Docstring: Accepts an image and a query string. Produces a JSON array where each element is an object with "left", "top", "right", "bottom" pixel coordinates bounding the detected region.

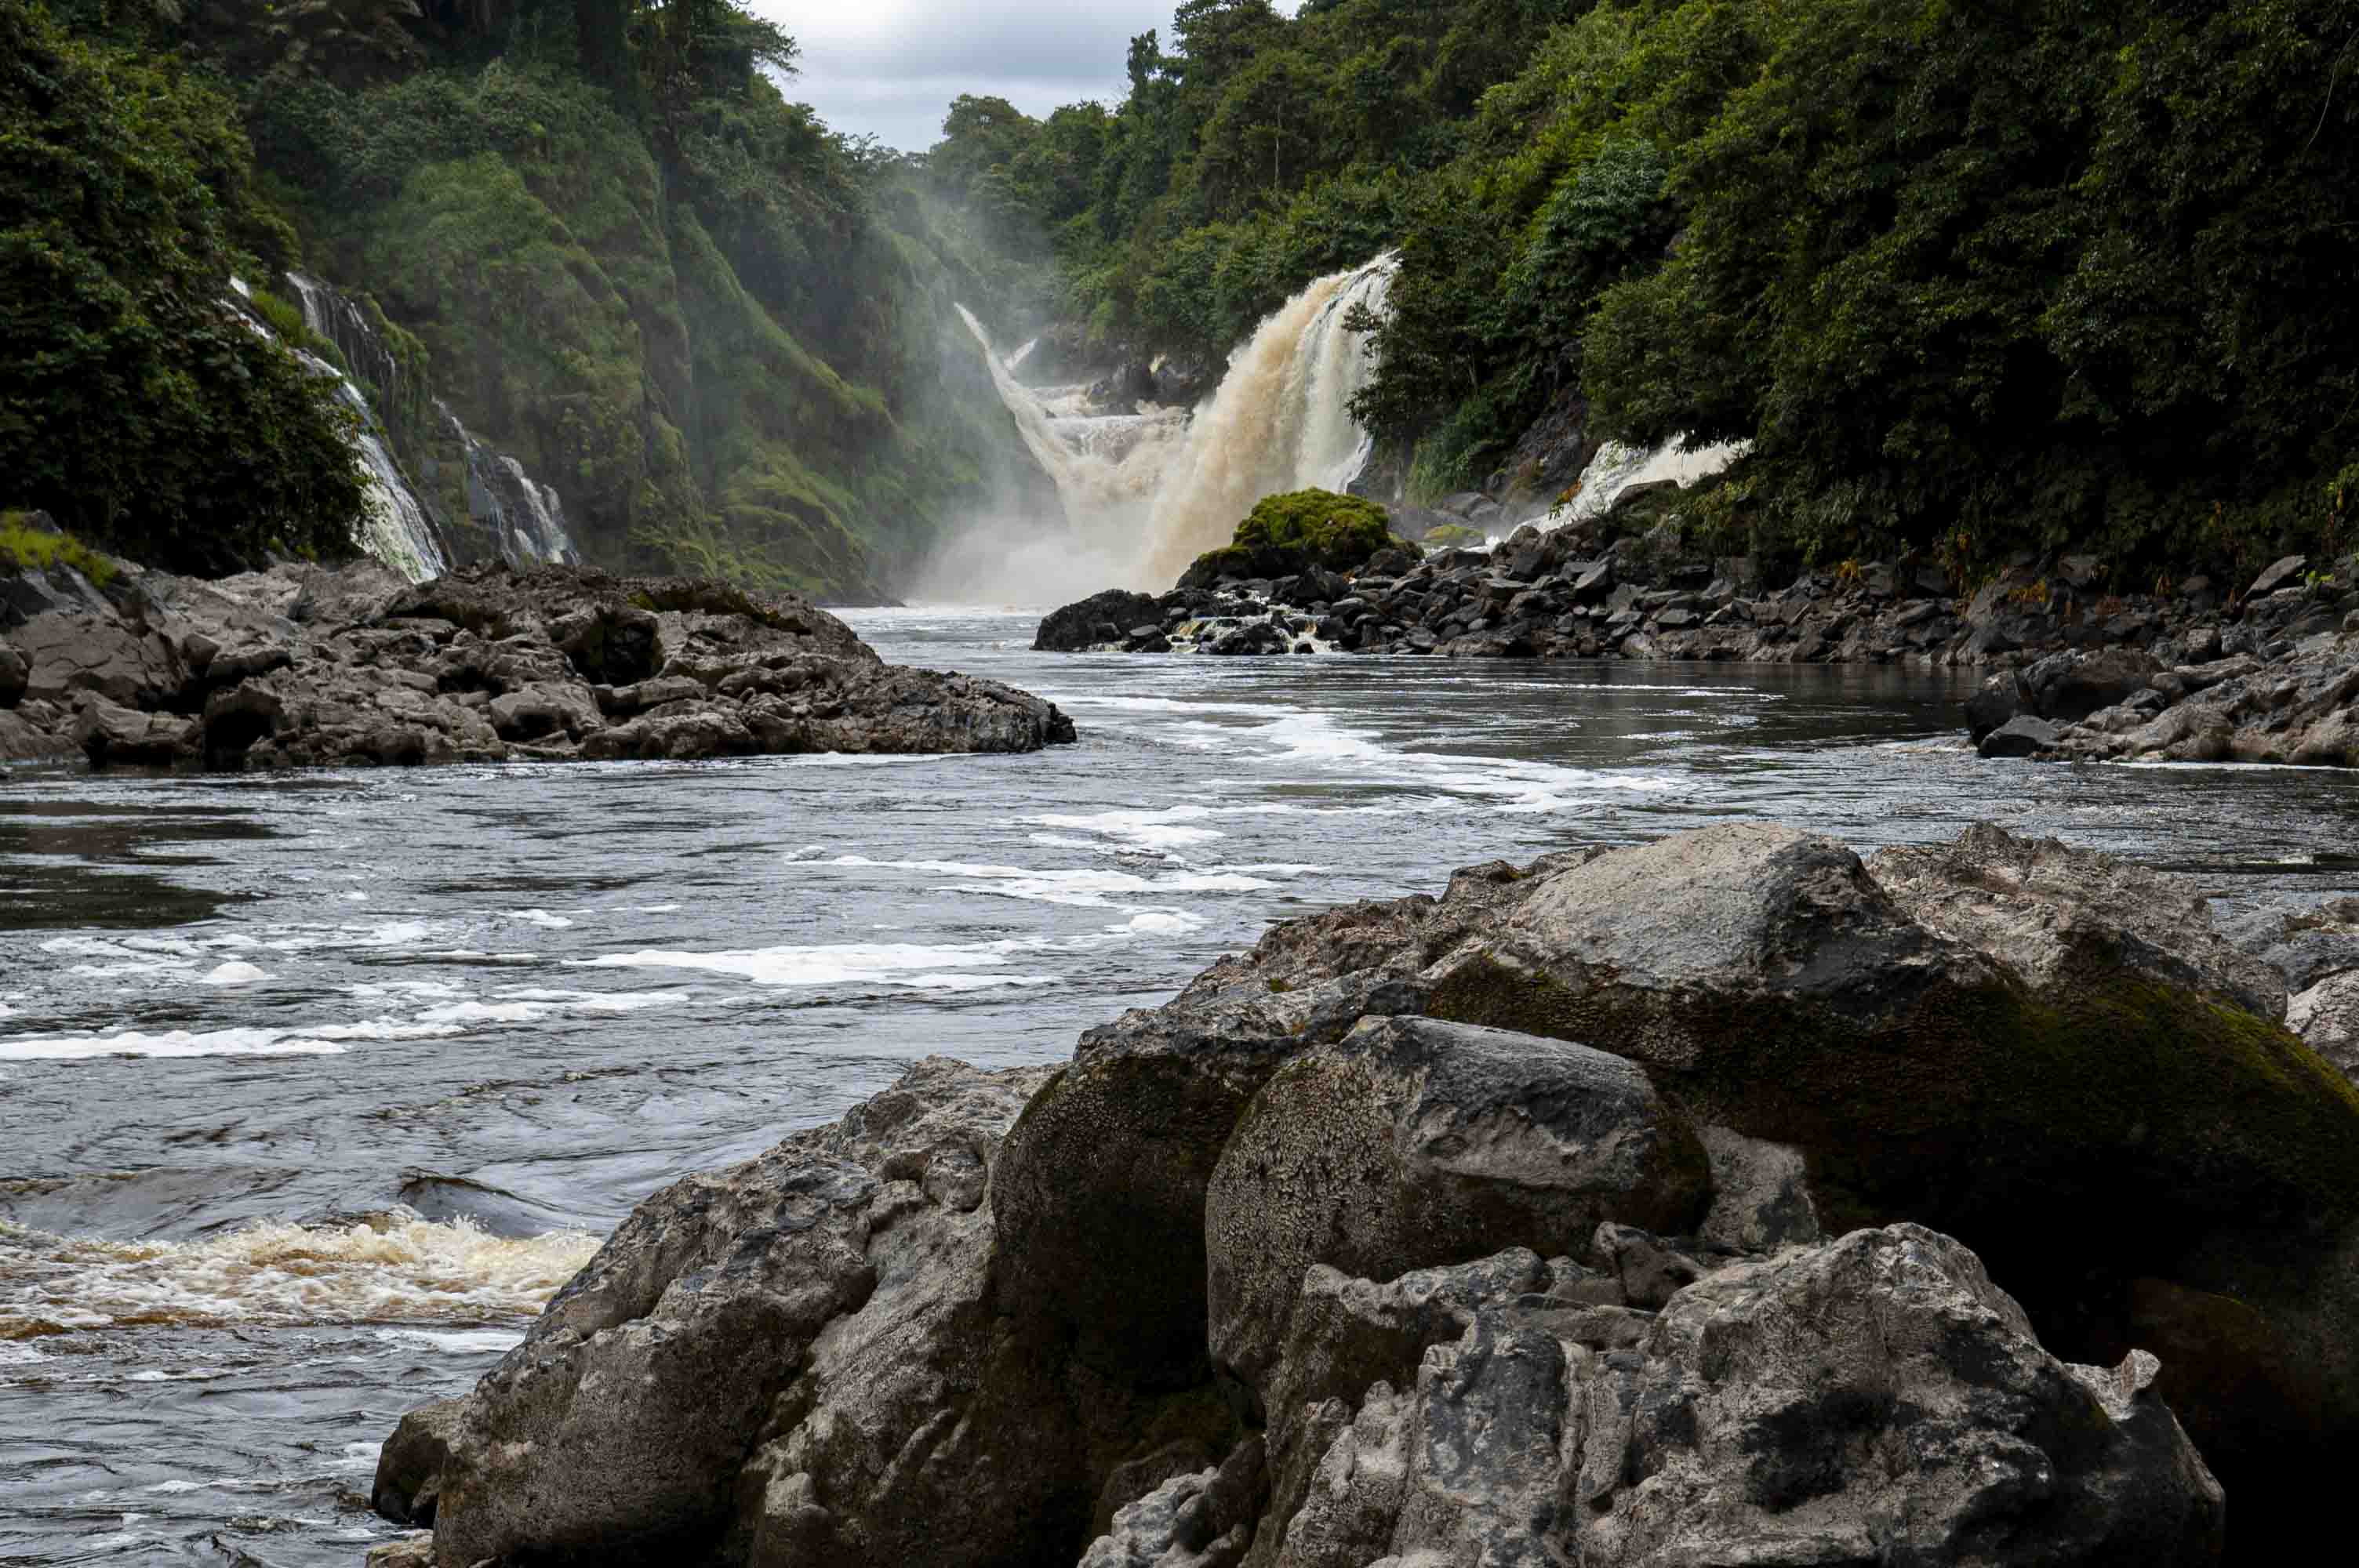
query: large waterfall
[{"left": 951, "top": 256, "right": 1395, "bottom": 595}]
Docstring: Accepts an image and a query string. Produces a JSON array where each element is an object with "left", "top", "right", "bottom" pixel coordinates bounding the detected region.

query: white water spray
[{"left": 943, "top": 256, "right": 1395, "bottom": 597}]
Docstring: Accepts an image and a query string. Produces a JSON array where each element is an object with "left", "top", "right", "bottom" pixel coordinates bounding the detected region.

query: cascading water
[
  {"left": 948, "top": 255, "right": 1395, "bottom": 594},
  {"left": 275, "top": 273, "right": 449, "bottom": 584},
  {"left": 1139, "top": 255, "right": 1394, "bottom": 582},
  {"left": 278, "top": 272, "right": 583, "bottom": 575},
  {"left": 437, "top": 401, "right": 581, "bottom": 568},
  {"left": 1558, "top": 438, "right": 1750, "bottom": 528}
]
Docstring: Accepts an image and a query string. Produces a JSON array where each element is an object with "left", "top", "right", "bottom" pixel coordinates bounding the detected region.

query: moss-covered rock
[{"left": 1177, "top": 489, "right": 1399, "bottom": 590}]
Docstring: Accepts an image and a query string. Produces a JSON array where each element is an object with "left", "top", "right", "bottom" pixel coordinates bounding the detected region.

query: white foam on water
[
  {"left": 820, "top": 855, "right": 1308, "bottom": 908},
  {"left": 349, "top": 979, "right": 471, "bottom": 1001},
  {"left": 1031, "top": 807, "right": 1226, "bottom": 853},
  {"left": 0, "top": 1028, "right": 348, "bottom": 1062},
  {"left": 0, "top": 1217, "right": 601, "bottom": 1335},
  {"left": 1116, "top": 911, "right": 1205, "bottom": 936},
  {"left": 198, "top": 961, "right": 270, "bottom": 987},
  {"left": 507, "top": 909, "right": 575, "bottom": 930},
  {"left": 496, "top": 988, "right": 690, "bottom": 1014},
  {"left": 577, "top": 941, "right": 1052, "bottom": 990},
  {"left": 375, "top": 1326, "right": 525, "bottom": 1354},
  {"left": 1245, "top": 710, "right": 1683, "bottom": 815}
]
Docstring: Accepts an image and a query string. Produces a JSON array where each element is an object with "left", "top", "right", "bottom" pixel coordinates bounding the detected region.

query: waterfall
[
  {"left": 1140, "top": 256, "right": 1394, "bottom": 582},
  {"left": 437, "top": 401, "right": 581, "bottom": 568},
  {"left": 267, "top": 273, "right": 449, "bottom": 584},
  {"left": 282, "top": 273, "right": 580, "bottom": 576},
  {"left": 949, "top": 255, "right": 1394, "bottom": 594},
  {"left": 1560, "top": 438, "right": 1750, "bottom": 527}
]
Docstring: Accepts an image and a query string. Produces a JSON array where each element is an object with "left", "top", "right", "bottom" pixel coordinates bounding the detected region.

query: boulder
[
  {"left": 1009, "top": 820, "right": 2349, "bottom": 1552},
  {"left": 1268, "top": 1227, "right": 2221, "bottom": 1568},
  {"left": 372, "top": 1398, "right": 463, "bottom": 1526},
  {"left": 1038, "top": 590, "right": 1165, "bottom": 652},
  {"left": 2023, "top": 646, "right": 2160, "bottom": 722},
  {"left": 416, "top": 1058, "right": 1141, "bottom": 1567},
  {"left": 2290, "top": 971, "right": 2359, "bottom": 1084},
  {"left": 1869, "top": 822, "right": 2287, "bottom": 1019},
  {"left": 73, "top": 696, "right": 191, "bottom": 767},
  {"left": 2248, "top": 554, "right": 2308, "bottom": 598},
  {"left": 1978, "top": 713, "right": 2063, "bottom": 757},
  {"left": 13, "top": 607, "right": 184, "bottom": 709},
  {"left": 1204, "top": 1015, "right": 1709, "bottom": 1399},
  {"left": 0, "top": 637, "right": 24, "bottom": 707},
  {"left": 990, "top": 859, "right": 1568, "bottom": 1387}
]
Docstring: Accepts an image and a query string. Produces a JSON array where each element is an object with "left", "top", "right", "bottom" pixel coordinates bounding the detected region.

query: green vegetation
[
  {"left": 1180, "top": 487, "right": 1397, "bottom": 583},
  {"left": 11, "top": 0, "right": 1053, "bottom": 598},
  {"left": 0, "top": 511, "right": 117, "bottom": 586},
  {"left": 2, "top": 0, "right": 365, "bottom": 575},
  {"left": 958, "top": 0, "right": 2359, "bottom": 584}
]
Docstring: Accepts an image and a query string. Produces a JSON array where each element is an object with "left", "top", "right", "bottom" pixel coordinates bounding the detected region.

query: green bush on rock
[{"left": 1179, "top": 488, "right": 1398, "bottom": 587}]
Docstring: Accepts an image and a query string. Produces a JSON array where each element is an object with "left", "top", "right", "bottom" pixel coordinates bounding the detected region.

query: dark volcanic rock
[
  {"left": 1035, "top": 590, "right": 1165, "bottom": 652},
  {"left": 1978, "top": 713, "right": 2063, "bottom": 757},
  {"left": 416, "top": 1058, "right": 1166, "bottom": 1567},
  {"left": 0, "top": 561, "right": 1074, "bottom": 769}
]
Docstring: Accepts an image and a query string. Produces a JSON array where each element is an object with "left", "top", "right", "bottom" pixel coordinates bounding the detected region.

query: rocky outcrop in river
[
  {"left": 0, "top": 559, "right": 1072, "bottom": 769},
  {"left": 1037, "top": 495, "right": 2359, "bottom": 683},
  {"left": 1963, "top": 587, "right": 2359, "bottom": 765},
  {"left": 376, "top": 821, "right": 2359, "bottom": 1566}
]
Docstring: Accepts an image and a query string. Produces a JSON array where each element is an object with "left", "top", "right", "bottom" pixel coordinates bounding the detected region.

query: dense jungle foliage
[
  {"left": 948, "top": 0, "right": 2359, "bottom": 584},
  {"left": 2, "top": 0, "right": 365, "bottom": 575},
  {"left": 8, "top": 0, "right": 1052, "bottom": 596}
]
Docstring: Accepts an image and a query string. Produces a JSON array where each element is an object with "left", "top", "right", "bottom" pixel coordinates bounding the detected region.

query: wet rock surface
[
  {"left": 1035, "top": 505, "right": 2359, "bottom": 771},
  {"left": 0, "top": 561, "right": 1074, "bottom": 768},
  {"left": 378, "top": 820, "right": 2359, "bottom": 1566}
]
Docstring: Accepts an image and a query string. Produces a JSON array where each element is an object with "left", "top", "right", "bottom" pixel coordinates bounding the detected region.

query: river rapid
[{"left": 5, "top": 608, "right": 2358, "bottom": 1563}]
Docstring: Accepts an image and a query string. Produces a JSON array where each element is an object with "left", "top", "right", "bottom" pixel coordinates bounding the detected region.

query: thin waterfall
[
  {"left": 286, "top": 274, "right": 581, "bottom": 575},
  {"left": 1559, "top": 438, "right": 1750, "bottom": 527},
  {"left": 277, "top": 273, "right": 451, "bottom": 584},
  {"left": 950, "top": 255, "right": 1395, "bottom": 593}
]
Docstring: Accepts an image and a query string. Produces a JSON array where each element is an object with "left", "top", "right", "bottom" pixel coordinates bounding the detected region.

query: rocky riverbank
[
  {"left": 372, "top": 821, "right": 2359, "bottom": 1566},
  {"left": 1962, "top": 603, "right": 2359, "bottom": 765},
  {"left": 1037, "top": 495, "right": 2359, "bottom": 679},
  {"left": 0, "top": 558, "right": 1073, "bottom": 770}
]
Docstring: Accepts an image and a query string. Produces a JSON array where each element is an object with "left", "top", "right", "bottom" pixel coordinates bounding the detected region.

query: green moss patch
[
  {"left": 1, "top": 514, "right": 116, "bottom": 587},
  {"left": 1180, "top": 489, "right": 1399, "bottom": 588}
]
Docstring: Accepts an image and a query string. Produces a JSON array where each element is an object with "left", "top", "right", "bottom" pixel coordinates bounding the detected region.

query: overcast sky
[{"left": 751, "top": 2, "right": 1301, "bottom": 153}]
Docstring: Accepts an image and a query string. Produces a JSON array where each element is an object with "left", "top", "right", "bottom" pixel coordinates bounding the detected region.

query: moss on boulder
[{"left": 1177, "top": 489, "right": 1399, "bottom": 590}]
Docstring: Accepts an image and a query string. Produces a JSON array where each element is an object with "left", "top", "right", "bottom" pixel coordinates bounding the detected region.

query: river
[{"left": 5, "top": 608, "right": 2357, "bottom": 1563}]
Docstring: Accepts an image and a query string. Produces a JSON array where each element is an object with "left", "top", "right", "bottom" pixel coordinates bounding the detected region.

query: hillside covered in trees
[
  {"left": 947, "top": 0, "right": 2359, "bottom": 589},
  {"left": 5, "top": 0, "right": 1050, "bottom": 596}
]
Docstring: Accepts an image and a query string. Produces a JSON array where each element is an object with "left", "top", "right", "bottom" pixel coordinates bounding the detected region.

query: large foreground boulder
[
  {"left": 384, "top": 822, "right": 2339, "bottom": 1565},
  {"left": 990, "top": 822, "right": 2359, "bottom": 1558}
]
